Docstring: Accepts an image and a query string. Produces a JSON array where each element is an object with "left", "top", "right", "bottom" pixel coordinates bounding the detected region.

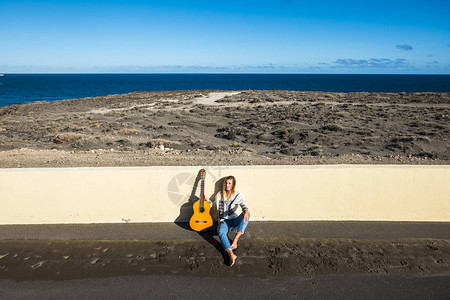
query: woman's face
[{"left": 225, "top": 179, "right": 234, "bottom": 192}]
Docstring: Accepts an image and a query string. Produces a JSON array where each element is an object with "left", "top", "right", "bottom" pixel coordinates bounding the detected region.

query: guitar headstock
[{"left": 200, "top": 169, "right": 206, "bottom": 180}]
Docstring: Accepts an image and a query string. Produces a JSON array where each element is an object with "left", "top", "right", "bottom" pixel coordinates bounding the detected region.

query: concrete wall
[{"left": 0, "top": 165, "right": 449, "bottom": 225}]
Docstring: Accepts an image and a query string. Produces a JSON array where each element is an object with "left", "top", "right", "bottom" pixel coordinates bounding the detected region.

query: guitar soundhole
[
  {"left": 200, "top": 207, "right": 205, "bottom": 213},
  {"left": 195, "top": 221, "right": 207, "bottom": 223}
]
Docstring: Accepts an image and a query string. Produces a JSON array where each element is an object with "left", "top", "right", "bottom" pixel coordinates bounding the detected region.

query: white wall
[{"left": 0, "top": 165, "right": 449, "bottom": 225}]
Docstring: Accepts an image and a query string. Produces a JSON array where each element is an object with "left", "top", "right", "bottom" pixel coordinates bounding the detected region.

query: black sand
[{"left": 0, "top": 222, "right": 448, "bottom": 281}]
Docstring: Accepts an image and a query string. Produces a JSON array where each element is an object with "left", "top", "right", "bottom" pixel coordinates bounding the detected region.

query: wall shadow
[
  {"left": 174, "top": 170, "right": 201, "bottom": 223},
  {"left": 174, "top": 173, "right": 229, "bottom": 264}
]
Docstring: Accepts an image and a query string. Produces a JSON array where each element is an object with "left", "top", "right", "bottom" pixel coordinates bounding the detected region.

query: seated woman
[{"left": 208, "top": 175, "right": 250, "bottom": 266}]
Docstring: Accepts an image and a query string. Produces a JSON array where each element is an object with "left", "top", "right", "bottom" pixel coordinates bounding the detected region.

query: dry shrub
[
  {"left": 53, "top": 132, "right": 84, "bottom": 144},
  {"left": 321, "top": 124, "right": 344, "bottom": 131},
  {"left": 119, "top": 128, "right": 141, "bottom": 135},
  {"left": 65, "top": 124, "right": 82, "bottom": 131},
  {"left": 146, "top": 139, "right": 181, "bottom": 148}
]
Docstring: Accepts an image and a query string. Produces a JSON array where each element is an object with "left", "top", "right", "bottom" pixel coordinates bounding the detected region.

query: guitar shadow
[{"left": 174, "top": 172, "right": 229, "bottom": 265}]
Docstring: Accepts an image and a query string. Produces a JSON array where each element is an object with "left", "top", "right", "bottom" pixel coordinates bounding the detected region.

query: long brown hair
[{"left": 222, "top": 175, "right": 236, "bottom": 200}]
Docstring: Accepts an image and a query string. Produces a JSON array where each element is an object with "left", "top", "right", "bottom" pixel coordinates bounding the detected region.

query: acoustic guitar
[{"left": 190, "top": 169, "right": 213, "bottom": 231}]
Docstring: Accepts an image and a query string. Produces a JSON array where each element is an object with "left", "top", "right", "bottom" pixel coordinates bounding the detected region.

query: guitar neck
[{"left": 200, "top": 178, "right": 205, "bottom": 209}]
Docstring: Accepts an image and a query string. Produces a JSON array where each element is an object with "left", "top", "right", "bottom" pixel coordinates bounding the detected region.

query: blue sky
[{"left": 1, "top": 0, "right": 449, "bottom": 73}]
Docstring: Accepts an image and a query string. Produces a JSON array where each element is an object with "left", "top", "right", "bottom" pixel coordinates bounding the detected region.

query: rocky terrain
[{"left": 0, "top": 90, "right": 449, "bottom": 167}]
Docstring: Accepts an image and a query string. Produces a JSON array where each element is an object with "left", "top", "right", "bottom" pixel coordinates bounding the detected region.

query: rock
[
  {"left": 90, "top": 258, "right": 100, "bottom": 264},
  {"left": 31, "top": 261, "right": 46, "bottom": 269}
]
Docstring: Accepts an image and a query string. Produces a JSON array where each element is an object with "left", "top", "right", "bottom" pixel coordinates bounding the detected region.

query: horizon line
[{"left": 1, "top": 72, "right": 449, "bottom": 75}]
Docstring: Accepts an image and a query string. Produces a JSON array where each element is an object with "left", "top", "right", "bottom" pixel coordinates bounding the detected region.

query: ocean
[{"left": 0, "top": 74, "right": 449, "bottom": 107}]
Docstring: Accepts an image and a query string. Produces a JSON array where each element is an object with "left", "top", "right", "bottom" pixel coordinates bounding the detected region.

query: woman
[{"left": 209, "top": 175, "right": 250, "bottom": 266}]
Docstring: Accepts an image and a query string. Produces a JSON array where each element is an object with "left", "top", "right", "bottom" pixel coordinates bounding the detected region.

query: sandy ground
[
  {"left": 0, "top": 222, "right": 449, "bottom": 282},
  {"left": 0, "top": 237, "right": 449, "bottom": 281},
  {"left": 0, "top": 90, "right": 449, "bottom": 167}
]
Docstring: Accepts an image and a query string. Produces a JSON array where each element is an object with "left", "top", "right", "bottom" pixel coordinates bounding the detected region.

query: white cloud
[
  {"left": 396, "top": 44, "right": 413, "bottom": 51},
  {"left": 333, "top": 58, "right": 409, "bottom": 69}
]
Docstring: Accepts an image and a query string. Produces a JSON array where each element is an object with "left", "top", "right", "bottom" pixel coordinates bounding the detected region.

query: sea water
[{"left": 0, "top": 74, "right": 449, "bottom": 107}]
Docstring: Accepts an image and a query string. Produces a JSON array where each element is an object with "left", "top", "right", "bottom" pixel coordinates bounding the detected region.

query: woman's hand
[{"left": 244, "top": 209, "right": 249, "bottom": 222}]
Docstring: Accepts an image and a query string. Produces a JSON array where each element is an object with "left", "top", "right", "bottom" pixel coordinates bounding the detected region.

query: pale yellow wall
[{"left": 0, "top": 165, "right": 449, "bottom": 225}]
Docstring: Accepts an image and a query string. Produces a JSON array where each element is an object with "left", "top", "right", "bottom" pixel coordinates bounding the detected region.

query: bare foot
[
  {"left": 227, "top": 249, "right": 237, "bottom": 266},
  {"left": 231, "top": 231, "right": 243, "bottom": 250}
]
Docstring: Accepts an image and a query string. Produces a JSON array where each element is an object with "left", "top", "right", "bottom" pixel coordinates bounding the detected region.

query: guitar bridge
[{"left": 195, "top": 221, "right": 208, "bottom": 223}]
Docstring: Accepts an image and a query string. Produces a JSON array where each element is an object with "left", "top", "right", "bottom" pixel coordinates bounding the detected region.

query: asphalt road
[{"left": 1, "top": 274, "right": 449, "bottom": 299}]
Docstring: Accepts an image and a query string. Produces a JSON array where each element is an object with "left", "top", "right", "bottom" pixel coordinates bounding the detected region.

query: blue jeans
[{"left": 217, "top": 212, "right": 250, "bottom": 251}]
